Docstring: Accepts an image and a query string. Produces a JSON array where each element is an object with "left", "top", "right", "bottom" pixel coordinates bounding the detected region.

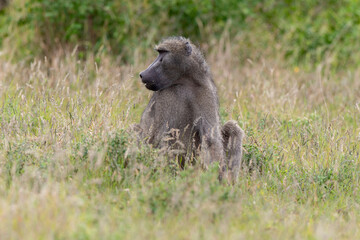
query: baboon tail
[{"left": 221, "top": 120, "right": 244, "bottom": 183}]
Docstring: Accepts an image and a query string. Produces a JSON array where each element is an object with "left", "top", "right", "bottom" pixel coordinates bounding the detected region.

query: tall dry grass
[{"left": 0, "top": 37, "right": 360, "bottom": 239}]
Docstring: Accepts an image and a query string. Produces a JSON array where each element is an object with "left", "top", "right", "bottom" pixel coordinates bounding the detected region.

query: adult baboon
[{"left": 136, "top": 36, "right": 244, "bottom": 182}]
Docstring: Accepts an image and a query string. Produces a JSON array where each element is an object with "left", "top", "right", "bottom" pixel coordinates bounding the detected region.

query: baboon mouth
[{"left": 143, "top": 82, "right": 158, "bottom": 91}]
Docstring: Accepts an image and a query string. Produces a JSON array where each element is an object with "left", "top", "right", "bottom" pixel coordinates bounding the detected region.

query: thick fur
[
  {"left": 136, "top": 36, "right": 244, "bottom": 182},
  {"left": 222, "top": 120, "right": 244, "bottom": 182}
]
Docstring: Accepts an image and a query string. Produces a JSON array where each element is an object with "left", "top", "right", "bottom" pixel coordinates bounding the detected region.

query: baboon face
[{"left": 139, "top": 41, "right": 192, "bottom": 91}]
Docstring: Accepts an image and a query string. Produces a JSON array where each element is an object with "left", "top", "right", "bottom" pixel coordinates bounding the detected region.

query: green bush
[
  {"left": 261, "top": 0, "right": 360, "bottom": 67},
  {"left": 106, "top": 131, "right": 128, "bottom": 172},
  {"left": 1, "top": 0, "right": 360, "bottom": 68},
  {"left": 16, "top": 0, "right": 261, "bottom": 60}
]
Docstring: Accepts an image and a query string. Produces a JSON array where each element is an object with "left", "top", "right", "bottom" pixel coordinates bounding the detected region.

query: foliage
[{"left": 1, "top": 0, "right": 360, "bottom": 68}]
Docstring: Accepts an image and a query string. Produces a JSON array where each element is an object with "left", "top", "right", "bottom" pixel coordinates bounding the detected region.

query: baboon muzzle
[{"left": 139, "top": 69, "right": 159, "bottom": 91}]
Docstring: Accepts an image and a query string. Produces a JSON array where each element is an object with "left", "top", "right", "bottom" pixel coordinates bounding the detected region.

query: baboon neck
[{"left": 191, "top": 70, "right": 214, "bottom": 87}]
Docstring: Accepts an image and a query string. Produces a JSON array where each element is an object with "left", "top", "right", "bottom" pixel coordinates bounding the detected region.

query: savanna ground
[
  {"left": 1, "top": 1, "right": 360, "bottom": 239},
  {"left": 1, "top": 38, "right": 360, "bottom": 239}
]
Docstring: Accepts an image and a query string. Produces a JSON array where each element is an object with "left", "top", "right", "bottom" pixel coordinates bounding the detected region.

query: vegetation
[
  {"left": 1, "top": 0, "right": 360, "bottom": 68},
  {"left": 0, "top": 0, "right": 360, "bottom": 239}
]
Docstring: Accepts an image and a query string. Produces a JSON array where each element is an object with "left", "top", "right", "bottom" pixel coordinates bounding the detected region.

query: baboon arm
[
  {"left": 201, "top": 136, "right": 226, "bottom": 181},
  {"left": 196, "top": 119, "right": 226, "bottom": 180}
]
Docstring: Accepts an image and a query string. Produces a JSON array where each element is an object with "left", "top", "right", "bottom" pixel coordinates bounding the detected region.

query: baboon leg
[
  {"left": 222, "top": 120, "right": 244, "bottom": 183},
  {"left": 202, "top": 136, "right": 226, "bottom": 181},
  {"left": 198, "top": 121, "right": 226, "bottom": 181}
]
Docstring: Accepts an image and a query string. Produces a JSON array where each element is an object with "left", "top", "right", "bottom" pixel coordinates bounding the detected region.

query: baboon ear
[{"left": 185, "top": 42, "right": 192, "bottom": 56}]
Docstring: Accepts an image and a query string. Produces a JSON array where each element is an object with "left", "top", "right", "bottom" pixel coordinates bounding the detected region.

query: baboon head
[{"left": 139, "top": 36, "right": 194, "bottom": 91}]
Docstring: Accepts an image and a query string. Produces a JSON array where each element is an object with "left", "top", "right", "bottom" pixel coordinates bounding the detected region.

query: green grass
[{"left": 1, "top": 40, "right": 360, "bottom": 239}]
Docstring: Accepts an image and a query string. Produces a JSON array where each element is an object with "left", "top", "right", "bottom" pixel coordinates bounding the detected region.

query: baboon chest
[{"left": 140, "top": 87, "right": 197, "bottom": 145}]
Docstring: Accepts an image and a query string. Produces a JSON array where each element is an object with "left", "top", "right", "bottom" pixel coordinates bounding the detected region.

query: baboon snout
[
  {"left": 139, "top": 69, "right": 155, "bottom": 83},
  {"left": 139, "top": 71, "right": 150, "bottom": 84},
  {"left": 139, "top": 70, "right": 159, "bottom": 91},
  {"left": 139, "top": 71, "right": 147, "bottom": 80}
]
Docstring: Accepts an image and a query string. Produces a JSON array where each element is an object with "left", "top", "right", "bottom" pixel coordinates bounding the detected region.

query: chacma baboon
[{"left": 136, "top": 36, "right": 244, "bottom": 183}]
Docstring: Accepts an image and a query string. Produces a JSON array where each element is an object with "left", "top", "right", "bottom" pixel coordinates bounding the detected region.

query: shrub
[{"left": 1, "top": 0, "right": 360, "bottom": 68}]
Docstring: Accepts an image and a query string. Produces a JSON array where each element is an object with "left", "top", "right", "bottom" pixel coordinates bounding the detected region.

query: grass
[{"left": 0, "top": 39, "right": 360, "bottom": 239}]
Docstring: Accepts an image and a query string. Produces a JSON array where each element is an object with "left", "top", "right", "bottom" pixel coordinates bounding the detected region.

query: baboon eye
[{"left": 157, "top": 49, "right": 168, "bottom": 53}]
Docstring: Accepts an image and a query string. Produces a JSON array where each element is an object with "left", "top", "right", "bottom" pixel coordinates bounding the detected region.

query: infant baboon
[{"left": 136, "top": 36, "right": 244, "bottom": 182}]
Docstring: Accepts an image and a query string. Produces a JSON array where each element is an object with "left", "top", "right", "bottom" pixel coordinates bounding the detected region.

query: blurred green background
[{"left": 1, "top": 0, "right": 360, "bottom": 68}]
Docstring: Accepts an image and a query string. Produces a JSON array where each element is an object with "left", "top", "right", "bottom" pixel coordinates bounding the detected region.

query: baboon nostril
[{"left": 140, "top": 73, "right": 143, "bottom": 79}]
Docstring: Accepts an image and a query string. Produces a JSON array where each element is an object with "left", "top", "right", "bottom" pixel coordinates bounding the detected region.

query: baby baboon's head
[{"left": 140, "top": 36, "right": 199, "bottom": 91}]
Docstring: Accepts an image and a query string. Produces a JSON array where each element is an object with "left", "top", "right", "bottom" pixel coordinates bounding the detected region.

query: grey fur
[{"left": 136, "top": 36, "right": 244, "bottom": 183}]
